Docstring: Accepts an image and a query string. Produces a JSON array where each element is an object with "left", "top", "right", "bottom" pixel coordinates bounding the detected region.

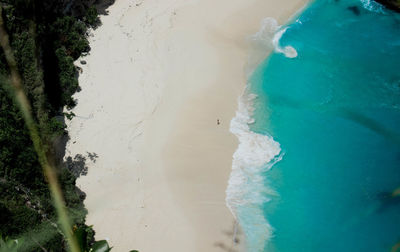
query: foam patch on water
[
  {"left": 226, "top": 93, "right": 281, "bottom": 249},
  {"left": 250, "top": 17, "right": 298, "bottom": 59},
  {"left": 273, "top": 27, "right": 298, "bottom": 58},
  {"left": 360, "top": 0, "right": 385, "bottom": 13}
]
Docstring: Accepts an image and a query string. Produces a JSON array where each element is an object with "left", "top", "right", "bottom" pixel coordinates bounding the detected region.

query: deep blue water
[{"left": 246, "top": 0, "right": 400, "bottom": 251}]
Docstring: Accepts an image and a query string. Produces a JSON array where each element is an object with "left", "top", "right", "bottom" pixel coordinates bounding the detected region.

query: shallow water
[{"left": 234, "top": 0, "right": 400, "bottom": 250}]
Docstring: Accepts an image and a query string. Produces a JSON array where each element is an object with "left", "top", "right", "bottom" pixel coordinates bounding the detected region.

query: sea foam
[
  {"left": 273, "top": 27, "right": 298, "bottom": 58},
  {"left": 226, "top": 93, "right": 281, "bottom": 249},
  {"left": 360, "top": 0, "right": 385, "bottom": 13},
  {"left": 250, "top": 17, "right": 298, "bottom": 59},
  {"left": 226, "top": 17, "right": 294, "bottom": 249}
]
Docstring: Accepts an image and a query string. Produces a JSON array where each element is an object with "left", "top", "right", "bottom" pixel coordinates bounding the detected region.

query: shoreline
[{"left": 65, "top": 0, "right": 308, "bottom": 251}]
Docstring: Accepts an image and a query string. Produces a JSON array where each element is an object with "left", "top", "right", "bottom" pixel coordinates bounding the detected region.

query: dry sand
[{"left": 65, "top": 0, "right": 308, "bottom": 251}]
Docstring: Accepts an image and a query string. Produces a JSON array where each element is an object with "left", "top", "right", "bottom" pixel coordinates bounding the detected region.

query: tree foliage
[{"left": 0, "top": 1, "right": 114, "bottom": 251}]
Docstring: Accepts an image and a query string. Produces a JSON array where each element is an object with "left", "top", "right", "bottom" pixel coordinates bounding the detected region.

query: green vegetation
[
  {"left": 0, "top": 0, "right": 116, "bottom": 251},
  {"left": 0, "top": 228, "right": 113, "bottom": 252}
]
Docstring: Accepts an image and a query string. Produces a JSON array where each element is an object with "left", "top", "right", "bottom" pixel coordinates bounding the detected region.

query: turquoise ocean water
[{"left": 228, "top": 0, "right": 400, "bottom": 251}]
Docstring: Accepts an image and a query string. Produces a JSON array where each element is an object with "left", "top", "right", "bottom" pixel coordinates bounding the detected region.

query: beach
[{"left": 64, "top": 0, "right": 307, "bottom": 251}]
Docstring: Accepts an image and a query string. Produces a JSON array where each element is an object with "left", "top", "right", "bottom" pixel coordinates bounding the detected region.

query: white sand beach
[{"left": 64, "top": 0, "right": 307, "bottom": 251}]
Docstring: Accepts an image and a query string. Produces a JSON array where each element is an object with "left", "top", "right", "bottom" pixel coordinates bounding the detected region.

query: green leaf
[
  {"left": 0, "top": 236, "right": 22, "bottom": 252},
  {"left": 90, "top": 240, "right": 111, "bottom": 252},
  {"left": 73, "top": 226, "right": 88, "bottom": 252}
]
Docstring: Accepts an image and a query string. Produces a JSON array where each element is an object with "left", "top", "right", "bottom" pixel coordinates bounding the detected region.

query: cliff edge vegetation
[{"left": 0, "top": 0, "right": 118, "bottom": 251}]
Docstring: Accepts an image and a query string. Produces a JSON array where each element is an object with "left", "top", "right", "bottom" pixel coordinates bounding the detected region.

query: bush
[
  {"left": 50, "top": 16, "right": 90, "bottom": 59},
  {"left": 85, "top": 6, "right": 99, "bottom": 27},
  {"left": 55, "top": 47, "right": 79, "bottom": 108}
]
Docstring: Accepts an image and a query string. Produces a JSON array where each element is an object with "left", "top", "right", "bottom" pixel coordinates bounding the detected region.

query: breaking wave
[
  {"left": 226, "top": 93, "right": 282, "bottom": 250},
  {"left": 226, "top": 16, "right": 298, "bottom": 250}
]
